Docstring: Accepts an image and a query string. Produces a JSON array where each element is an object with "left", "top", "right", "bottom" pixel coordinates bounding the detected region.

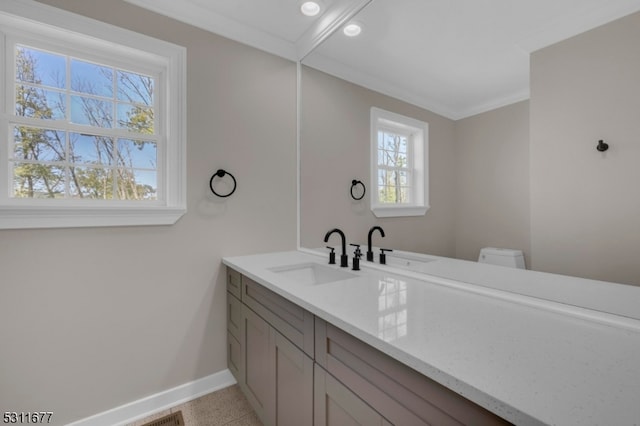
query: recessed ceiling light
[
  {"left": 343, "top": 22, "right": 362, "bottom": 37},
  {"left": 300, "top": 1, "right": 321, "bottom": 17}
]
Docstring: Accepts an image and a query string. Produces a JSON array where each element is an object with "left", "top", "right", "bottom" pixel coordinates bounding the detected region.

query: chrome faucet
[
  {"left": 324, "top": 228, "right": 349, "bottom": 267},
  {"left": 367, "top": 226, "right": 385, "bottom": 261}
]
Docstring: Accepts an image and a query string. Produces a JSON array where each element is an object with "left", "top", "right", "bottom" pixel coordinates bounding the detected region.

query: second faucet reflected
[{"left": 367, "top": 226, "right": 385, "bottom": 262}]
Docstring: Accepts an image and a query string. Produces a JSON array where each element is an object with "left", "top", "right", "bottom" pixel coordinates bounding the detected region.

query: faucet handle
[
  {"left": 349, "top": 244, "right": 361, "bottom": 271},
  {"left": 379, "top": 248, "right": 393, "bottom": 265},
  {"left": 326, "top": 246, "right": 336, "bottom": 264}
]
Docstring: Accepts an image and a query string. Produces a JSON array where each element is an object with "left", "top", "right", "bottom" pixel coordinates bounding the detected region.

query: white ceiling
[{"left": 124, "top": 0, "right": 640, "bottom": 119}]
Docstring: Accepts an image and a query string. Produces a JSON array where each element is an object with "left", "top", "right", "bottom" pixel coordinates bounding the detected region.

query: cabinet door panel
[
  {"left": 314, "top": 364, "right": 388, "bottom": 426},
  {"left": 243, "top": 306, "right": 275, "bottom": 425},
  {"left": 274, "top": 331, "right": 313, "bottom": 426},
  {"left": 227, "top": 330, "right": 243, "bottom": 382},
  {"left": 227, "top": 291, "right": 242, "bottom": 338}
]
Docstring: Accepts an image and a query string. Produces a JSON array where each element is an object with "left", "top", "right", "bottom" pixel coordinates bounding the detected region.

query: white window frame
[
  {"left": 370, "top": 107, "right": 429, "bottom": 218},
  {"left": 0, "top": 0, "right": 186, "bottom": 229}
]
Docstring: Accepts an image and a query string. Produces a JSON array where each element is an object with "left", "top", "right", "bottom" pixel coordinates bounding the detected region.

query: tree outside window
[{"left": 13, "top": 46, "right": 157, "bottom": 200}]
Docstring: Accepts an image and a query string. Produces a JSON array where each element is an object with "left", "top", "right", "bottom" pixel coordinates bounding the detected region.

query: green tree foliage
[{"left": 13, "top": 47, "right": 156, "bottom": 200}]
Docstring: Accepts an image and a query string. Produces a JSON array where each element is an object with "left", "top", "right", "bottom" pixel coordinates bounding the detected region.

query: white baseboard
[{"left": 66, "top": 369, "right": 237, "bottom": 426}]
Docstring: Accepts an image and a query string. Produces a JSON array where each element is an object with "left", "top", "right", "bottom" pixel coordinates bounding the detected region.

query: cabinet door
[
  {"left": 227, "top": 330, "right": 243, "bottom": 383},
  {"left": 314, "top": 364, "right": 391, "bottom": 426},
  {"left": 242, "top": 305, "right": 276, "bottom": 426},
  {"left": 274, "top": 330, "right": 313, "bottom": 426}
]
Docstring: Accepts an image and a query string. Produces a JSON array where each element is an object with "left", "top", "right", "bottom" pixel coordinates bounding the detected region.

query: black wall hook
[
  {"left": 209, "top": 169, "right": 237, "bottom": 197},
  {"left": 596, "top": 139, "right": 609, "bottom": 152},
  {"left": 350, "top": 179, "right": 366, "bottom": 200}
]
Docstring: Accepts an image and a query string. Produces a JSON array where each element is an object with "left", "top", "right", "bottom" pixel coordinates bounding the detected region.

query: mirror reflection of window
[{"left": 377, "top": 277, "right": 408, "bottom": 342}]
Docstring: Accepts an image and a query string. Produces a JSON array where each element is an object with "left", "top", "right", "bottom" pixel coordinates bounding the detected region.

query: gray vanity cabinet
[
  {"left": 227, "top": 267, "right": 510, "bottom": 426},
  {"left": 315, "top": 319, "right": 510, "bottom": 426},
  {"left": 226, "top": 269, "right": 313, "bottom": 426}
]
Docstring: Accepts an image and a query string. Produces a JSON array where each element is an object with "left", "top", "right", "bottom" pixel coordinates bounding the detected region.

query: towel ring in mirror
[{"left": 350, "top": 179, "right": 366, "bottom": 200}]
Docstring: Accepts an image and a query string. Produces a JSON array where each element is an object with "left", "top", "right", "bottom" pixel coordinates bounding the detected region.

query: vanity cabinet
[
  {"left": 227, "top": 266, "right": 510, "bottom": 426},
  {"left": 315, "top": 319, "right": 510, "bottom": 426},
  {"left": 226, "top": 269, "right": 313, "bottom": 426}
]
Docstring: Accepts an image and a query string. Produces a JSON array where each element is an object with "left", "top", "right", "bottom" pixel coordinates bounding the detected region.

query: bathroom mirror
[{"left": 299, "top": 0, "right": 640, "bottom": 286}]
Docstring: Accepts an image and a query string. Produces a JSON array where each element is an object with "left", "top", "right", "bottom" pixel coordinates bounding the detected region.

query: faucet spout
[
  {"left": 324, "top": 228, "right": 348, "bottom": 267},
  {"left": 367, "top": 226, "right": 385, "bottom": 262}
]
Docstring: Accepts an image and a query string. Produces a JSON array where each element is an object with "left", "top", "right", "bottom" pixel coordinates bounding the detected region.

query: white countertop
[{"left": 223, "top": 250, "right": 640, "bottom": 426}]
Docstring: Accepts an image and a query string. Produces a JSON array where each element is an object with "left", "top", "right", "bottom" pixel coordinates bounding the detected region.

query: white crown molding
[
  {"left": 296, "top": 0, "right": 372, "bottom": 60},
  {"left": 304, "top": 53, "right": 532, "bottom": 120},
  {"left": 303, "top": 53, "right": 460, "bottom": 119},
  {"left": 516, "top": 0, "right": 640, "bottom": 53},
  {"left": 455, "top": 89, "right": 531, "bottom": 120},
  {"left": 66, "top": 370, "right": 236, "bottom": 426},
  {"left": 123, "top": 0, "right": 298, "bottom": 60},
  {"left": 123, "top": 0, "right": 373, "bottom": 63}
]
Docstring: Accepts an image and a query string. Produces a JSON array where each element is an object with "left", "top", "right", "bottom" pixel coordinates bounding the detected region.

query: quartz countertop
[{"left": 223, "top": 250, "right": 640, "bottom": 426}]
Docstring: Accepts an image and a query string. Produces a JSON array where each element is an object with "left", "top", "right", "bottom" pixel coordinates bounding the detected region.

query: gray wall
[
  {"left": 530, "top": 11, "right": 640, "bottom": 285},
  {"left": 0, "top": 1, "right": 297, "bottom": 424},
  {"left": 300, "top": 67, "right": 457, "bottom": 256},
  {"left": 454, "top": 101, "right": 530, "bottom": 266}
]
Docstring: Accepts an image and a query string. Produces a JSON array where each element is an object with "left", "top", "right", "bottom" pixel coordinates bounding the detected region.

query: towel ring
[
  {"left": 209, "top": 169, "right": 237, "bottom": 197},
  {"left": 350, "top": 179, "right": 366, "bottom": 200}
]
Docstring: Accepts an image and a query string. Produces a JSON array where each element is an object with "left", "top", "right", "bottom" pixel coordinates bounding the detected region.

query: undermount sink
[
  {"left": 385, "top": 253, "right": 437, "bottom": 273},
  {"left": 269, "top": 262, "right": 357, "bottom": 285}
]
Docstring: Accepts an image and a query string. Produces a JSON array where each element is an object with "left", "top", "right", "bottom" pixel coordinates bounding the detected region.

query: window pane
[
  {"left": 378, "top": 169, "right": 387, "bottom": 187},
  {"left": 70, "top": 133, "right": 113, "bottom": 165},
  {"left": 117, "top": 104, "right": 154, "bottom": 134},
  {"left": 16, "top": 46, "right": 65, "bottom": 89},
  {"left": 117, "top": 70, "right": 153, "bottom": 105},
  {"left": 12, "top": 163, "right": 65, "bottom": 198},
  {"left": 13, "top": 127, "right": 65, "bottom": 162},
  {"left": 397, "top": 170, "right": 409, "bottom": 186},
  {"left": 71, "top": 59, "right": 113, "bottom": 98},
  {"left": 69, "top": 166, "right": 113, "bottom": 199},
  {"left": 378, "top": 170, "right": 411, "bottom": 204},
  {"left": 380, "top": 131, "right": 407, "bottom": 153},
  {"left": 16, "top": 85, "right": 65, "bottom": 120},
  {"left": 379, "top": 149, "right": 407, "bottom": 168},
  {"left": 116, "top": 169, "right": 157, "bottom": 200},
  {"left": 71, "top": 95, "right": 113, "bottom": 127},
  {"left": 117, "top": 139, "right": 156, "bottom": 169}
]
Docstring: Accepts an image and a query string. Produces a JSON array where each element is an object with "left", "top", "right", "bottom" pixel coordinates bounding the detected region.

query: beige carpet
[{"left": 128, "top": 385, "right": 262, "bottom": 426}]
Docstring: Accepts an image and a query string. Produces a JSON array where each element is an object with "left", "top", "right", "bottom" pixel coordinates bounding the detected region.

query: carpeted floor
[{"left": 128, "top": 385, "right": 262, "bottom": 426}]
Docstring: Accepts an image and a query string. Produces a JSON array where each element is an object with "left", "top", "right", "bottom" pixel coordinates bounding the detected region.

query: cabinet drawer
[
  {"left": 242, "top": 275, "right": 314, "bottom": 357},
  {"left": 227, "top": 267, "right": 242, "bottom": 299},
  {"left": 315, "top": 319, "right": 511, "bottom": 426}
]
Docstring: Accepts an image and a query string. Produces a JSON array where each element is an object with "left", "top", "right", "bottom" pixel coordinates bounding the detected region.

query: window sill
[
  {"left": 371, "top": 205, "right": 429, "bottom": 218},
  {"left": 0, "top": 205, "right": 186, "bottom": 229}
]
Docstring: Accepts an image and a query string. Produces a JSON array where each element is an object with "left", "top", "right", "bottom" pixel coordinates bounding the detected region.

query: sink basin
[
  {"left": 269, "top": 262, "right": 357, "bottom": 285},
  {"left": 385, "top": 253, "right": 437, "bottom": 273}
]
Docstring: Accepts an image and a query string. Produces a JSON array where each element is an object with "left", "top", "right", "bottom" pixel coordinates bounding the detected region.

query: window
[
  {"left": 370, "top": 107, "right": 428, "bottom": 217},
  {"left": 0, "top": 1, "right": 186, "bottom": 229}
]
